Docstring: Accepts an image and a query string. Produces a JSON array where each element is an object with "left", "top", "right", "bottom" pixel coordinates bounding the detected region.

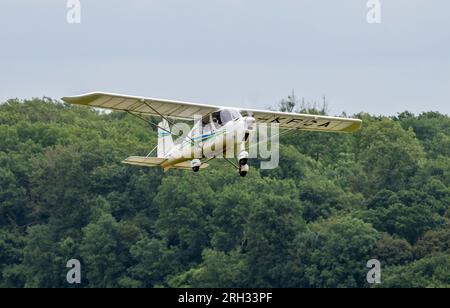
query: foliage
[{"left": 0, "top": 97, "right": 448, "bottom": 288}]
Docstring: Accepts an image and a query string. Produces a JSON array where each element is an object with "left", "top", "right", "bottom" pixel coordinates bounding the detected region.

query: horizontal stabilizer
[
  {"left": 171, "top": 162, "right": 210, "bottom": 170},
  {"left": 122, "top": 157, "right": 209, "bottom": 172},
  {"left": 122, "top": 156, "right": 167, "bottom": 167}
]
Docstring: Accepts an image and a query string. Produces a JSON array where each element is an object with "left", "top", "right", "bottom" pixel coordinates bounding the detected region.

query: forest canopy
[{"left": 0, "top": 97, "right": 449, "bottom": 288}]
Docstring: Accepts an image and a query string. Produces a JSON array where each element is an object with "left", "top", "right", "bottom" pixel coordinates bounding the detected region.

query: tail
[
  {"left": 123, "top": 120, "right": 211, "bottom": 173},
  {"left": 122, "top": 157, "right": 209, "bottom": 173},
  {"left": 122, "top": 156, "right": 167, "bottom": 168},
  {"left": 122, "top": 120, "right": 175, "bottom": 172},
  {"left": 157, "top": 119, "right": 174, "bottom": 158}
]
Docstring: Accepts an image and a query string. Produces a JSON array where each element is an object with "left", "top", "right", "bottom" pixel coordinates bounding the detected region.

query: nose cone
[{"left": 245, "top": 116, "right": 256, "bottom": 131}]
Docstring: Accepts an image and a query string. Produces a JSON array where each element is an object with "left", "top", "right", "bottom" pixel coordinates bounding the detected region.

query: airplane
[{"left": 62, "top": 92, "right": 362, "bottom": 177}]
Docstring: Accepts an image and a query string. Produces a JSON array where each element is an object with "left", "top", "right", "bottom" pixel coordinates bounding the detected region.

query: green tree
[
  {"left": 0, "top": 230, "right": 25, "bottom": 287},
  {"left": 357, "top": 119, "right": 425, "bottom": 194},
  {"left": 80, "top": 211, "right": 130, "bottom": 287},
  {"left": 414, "top": 229, "right": 450, "bottom": 259},
  {"left": 168, "top": 249, "right": 247, "bottom": 288},
  {"left": 20, "top": 224, "right": 70, "bottom": 287},
  {"left": 363, "top": 203, "right": 444, "bottom": 243},
  {"left": 373, "top": 234, "right": 414, "bottom": 266},
  {"left": 153, "top": 174, "right": 215, "bottom": 268},
  {"left": 292, "top": 216, "right": 379, "bottom": 288},
  {"left": 382, "top": 254, "right": 450, "bottom": 288},
  {"left": 1, "top": 98, "right": 449, "bottom": 288},
  {"left": 129, "top": 237, "right": 177, "bottom": 287}
]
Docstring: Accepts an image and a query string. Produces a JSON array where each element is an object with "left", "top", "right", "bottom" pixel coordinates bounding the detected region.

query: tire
[
  {"left": 239, "top": 158, "right": 248, "bottom": 166},
  {"left": 239, "top": 170, "right": 248, "bottom": 177},
  {"left": 239, "top": 164, "right": 249, "bottom": 177}
]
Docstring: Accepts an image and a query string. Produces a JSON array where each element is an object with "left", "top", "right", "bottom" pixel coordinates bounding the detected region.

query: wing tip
[
  {"left": 61, "top": 92, "right": 106, "bottom": 105},
  {"left": 342, "top": 120, "right": 363, "bottom": 133}
]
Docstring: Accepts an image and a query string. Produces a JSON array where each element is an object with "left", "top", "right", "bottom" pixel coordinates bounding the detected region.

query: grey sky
[{"left": 1, "top": 0, "right": 449, "bottom": 115}]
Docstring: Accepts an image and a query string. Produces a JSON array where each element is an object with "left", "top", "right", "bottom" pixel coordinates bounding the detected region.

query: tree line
[{"left": 0, "top": 97, "right": 449, "bottom": 287}]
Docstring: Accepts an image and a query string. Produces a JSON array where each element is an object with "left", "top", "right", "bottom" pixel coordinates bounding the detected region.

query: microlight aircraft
[{"left": 62, "top": 92, "right": 362, "bottom": 176}]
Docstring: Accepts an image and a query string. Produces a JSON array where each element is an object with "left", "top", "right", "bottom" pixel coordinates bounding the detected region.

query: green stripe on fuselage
[{"left": 180, "top": 130, "right": 226, "bottom": 148}]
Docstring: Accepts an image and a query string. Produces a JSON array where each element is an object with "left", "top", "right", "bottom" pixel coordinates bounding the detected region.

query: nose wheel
[
  {"left": 238, "top": 151, "right": 248, "bottom": 166},
  {"left": 237, "top": 150, "right": 250, "bottom": 177}
]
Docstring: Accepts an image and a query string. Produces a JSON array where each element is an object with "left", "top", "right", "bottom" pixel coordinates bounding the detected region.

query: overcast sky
[{"left": 1, "top": 0, "right": 449, "bottom": 115}]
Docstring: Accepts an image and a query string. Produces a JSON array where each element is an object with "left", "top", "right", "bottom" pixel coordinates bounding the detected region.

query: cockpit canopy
[{"left": 202, "top": 109, "right": 242, "bottom": 133}]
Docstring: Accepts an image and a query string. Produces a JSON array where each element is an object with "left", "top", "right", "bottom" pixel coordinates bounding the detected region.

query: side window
[
  {"left": 202, "top": 115, "right": 213, "bottom": 134},
  {"left": 211, "top": 112, "right": 223, "bottom": 130},
  {"left": 220, "top": 110, "right": 241, "bottom": 125}
]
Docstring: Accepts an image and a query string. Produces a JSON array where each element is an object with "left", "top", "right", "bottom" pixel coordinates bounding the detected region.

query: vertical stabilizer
[{"left": 157, "top": 120, "right": 174, "bottom": 158}]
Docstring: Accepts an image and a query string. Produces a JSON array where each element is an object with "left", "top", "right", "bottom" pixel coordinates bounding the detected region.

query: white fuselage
[{"left": 161, "top": 115, "right": 254, "bottom": 169}]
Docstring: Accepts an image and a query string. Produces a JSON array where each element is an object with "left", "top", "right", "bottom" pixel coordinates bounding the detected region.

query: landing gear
[
  {"left": 239, "top": 158, "right": 248, "bottom": 166},
  {"left": 238, "top": 151, "right": 248, "bottom": 166},
  {"left": 239, "top": 164, "right": 249, "bottom": 177},
  {"left": 237, "top": 150, "right": 249, "bottom": 177},
  {"left": 191, "top": 159, "right": 201, "bottom": 173}
]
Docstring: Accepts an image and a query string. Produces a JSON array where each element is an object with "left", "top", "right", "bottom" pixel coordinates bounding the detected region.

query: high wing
[
  {"left": 241, "top": 109, "right": 362, "bottom": 133},
  {"left": 61, "top": 92, "right": 220, "bottom": 120},
  {"left": 62, "top": 92, "right": 362, "bottom": 132}
]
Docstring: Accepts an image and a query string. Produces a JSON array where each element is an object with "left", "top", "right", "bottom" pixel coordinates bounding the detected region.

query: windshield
[
  {"left": 202, "top": 109, "right": 242, "bottom": 133},
  {"left": 220, "top": 109, "right": 242, "bottom": 125}
]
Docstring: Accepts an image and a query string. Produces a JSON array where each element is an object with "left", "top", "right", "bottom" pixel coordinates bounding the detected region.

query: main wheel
[
  {"left": 239, "top": 158, "right": 248, "bottom": 166},
  {"left": 191, "top": 159, "right": 201, "bottom": 172},
  {"left": 239, "top": 164, "right": 249, "bottom": 177},
  {"left": 238, "top": 151, "right": 249, "bottom": 166}
]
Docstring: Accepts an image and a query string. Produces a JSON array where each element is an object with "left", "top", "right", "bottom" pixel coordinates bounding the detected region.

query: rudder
[{"left": 157, "top": 119, "right": 174, "bottom": 158}]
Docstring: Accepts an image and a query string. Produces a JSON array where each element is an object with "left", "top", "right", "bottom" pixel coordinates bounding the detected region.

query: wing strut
[
  {"left": 141, "top": 99, "right": 195, "bottom": 145},
  {"left": 125, "top": 111, "right": 178, "bottom": 139},
  {"left": 223, "top": 157, "right": 239, "bottom": 169}
]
